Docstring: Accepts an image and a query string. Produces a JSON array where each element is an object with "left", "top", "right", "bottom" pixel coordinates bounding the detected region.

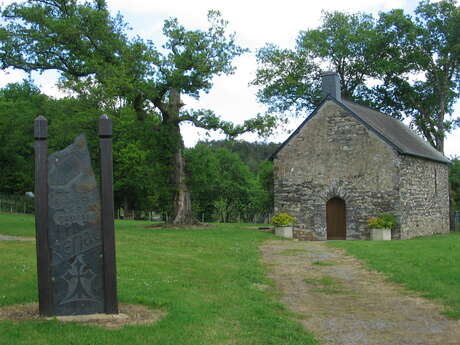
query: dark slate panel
[{"left": 47, "top": 134, "right": 104, "bottom": 315}]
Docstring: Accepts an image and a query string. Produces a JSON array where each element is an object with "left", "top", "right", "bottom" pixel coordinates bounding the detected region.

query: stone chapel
[{"left": 271, "top": 72, "right": 450, "bottom": 240}]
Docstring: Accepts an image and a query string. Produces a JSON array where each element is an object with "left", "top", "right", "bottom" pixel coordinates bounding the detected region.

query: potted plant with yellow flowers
[
  {"left": 272, "top": 213, "right": 296, "bottom": 239},
  {"left": 368, "top": 213, "right": 397, "bottom": 240}
]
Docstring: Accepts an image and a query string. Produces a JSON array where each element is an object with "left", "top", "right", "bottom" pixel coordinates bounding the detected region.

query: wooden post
[
  {"left": 99, "top": 114, "right": 118, "bottom": 314},
  {"left": 34, "top": 116, "right": 53, "bottom": 316}
]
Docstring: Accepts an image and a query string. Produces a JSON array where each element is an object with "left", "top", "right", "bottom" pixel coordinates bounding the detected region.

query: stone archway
[{"left": 326, "top": 197, "right": 346, "bottom": 240}]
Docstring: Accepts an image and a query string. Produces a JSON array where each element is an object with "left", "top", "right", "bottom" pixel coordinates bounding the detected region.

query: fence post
[
  {"left": 99, "top": 114, "right": 118, "bottom": 314},
  {"left": 34, "top": 116, "right": 53, "bottom": 316}
]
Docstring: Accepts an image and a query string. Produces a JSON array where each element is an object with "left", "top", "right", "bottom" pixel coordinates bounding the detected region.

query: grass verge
[
  {"left": 0, "top": 213, "right": 35, "bottom": 237},
  {"left": 328, "top": 233, "right": 460, "bottom": 319},
  {"left": 0, "top": 213, "right": 317, "bottom": 345},
  {"left": 303, "top": 276, "right": 346, "bottom": 294},
  {"left": 311, "top": 261, "right": 335, "bottom": 266}
]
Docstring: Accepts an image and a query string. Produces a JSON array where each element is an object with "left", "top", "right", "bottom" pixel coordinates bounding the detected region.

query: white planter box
[
  {"left": 370, "top": 228, "right": 391, "bottom": 240},
  {"left": 275, "top": 226, "right": 293, "bottom": 239}
]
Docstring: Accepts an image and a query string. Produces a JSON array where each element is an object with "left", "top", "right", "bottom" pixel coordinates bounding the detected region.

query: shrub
[
  {"left": 368, "top": 213, "right": 398, "bottom": 229},
  {"left": 272, "top": 213, "right": 296, "bottom": 227}
]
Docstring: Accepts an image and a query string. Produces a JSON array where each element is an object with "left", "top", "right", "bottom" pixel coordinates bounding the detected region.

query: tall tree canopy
[
  {"left": 0, "top": 0, "right": 274, "bottom": 223},
  {"left": 185, "top": 141, "right": 275, "bottom": 223},
  {"left": 0, "top": 80, "right": 158, "bottom": 214},
  {"left": 0, "top": 81, "right": 275, "bottom": 221},
  {"left": 252, "top": 11, "right": 381, "bottom": 118},
  {"left": 253, "top": 0, "right": 460, "bottom": 153},
  {"left": 375, "top": 0, "right": 460, "bottom": 152}
]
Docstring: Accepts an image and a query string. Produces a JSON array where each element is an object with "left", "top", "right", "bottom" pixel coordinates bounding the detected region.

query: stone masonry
[
  {"left": 399, "top": 155, "right": 449, "bottom": 239},
  {"left": 273, "top": 100, "right": 450, "bottom": 240}
]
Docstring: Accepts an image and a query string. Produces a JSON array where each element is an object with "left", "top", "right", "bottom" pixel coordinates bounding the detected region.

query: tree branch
[{"left": 179, "top": 109, "right": 277, "bottom": 138}]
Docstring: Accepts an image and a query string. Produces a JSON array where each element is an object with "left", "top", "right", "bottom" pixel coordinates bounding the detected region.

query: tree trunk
[
  {"left": 163, "top": 89, "right": 194, "bottom": 224},
  {"left": 435, "top": 99, "right": 445, "bottom": 153},
  {"left": 123, "top": 196, "right": 131, "bottom": 220},
  {"left": 172, "top": 147, "right": 194, "bottom": 224}
]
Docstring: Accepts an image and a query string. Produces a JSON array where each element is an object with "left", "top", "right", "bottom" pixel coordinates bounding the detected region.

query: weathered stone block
[
  {"left": 48, "top": 135, "right": 104, "bottom": 315},
  {"left": 370, "top": 228, "right": 391, "bottom": 240},
  {"left": 275, "top": 226, "right": 293, "bottom": 239}
]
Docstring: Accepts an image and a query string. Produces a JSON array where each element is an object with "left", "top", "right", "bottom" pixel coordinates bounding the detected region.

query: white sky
[{"left": 1, "top": 0, "right": 459, "bottom": 157}]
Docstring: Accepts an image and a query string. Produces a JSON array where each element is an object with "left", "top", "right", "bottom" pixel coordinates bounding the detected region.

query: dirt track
[
  {"left": 261, "top": 240, "right": 460, "bottom": 345},
  {"left": 0, "top": 234, "right": 34, "bottom": 241}
]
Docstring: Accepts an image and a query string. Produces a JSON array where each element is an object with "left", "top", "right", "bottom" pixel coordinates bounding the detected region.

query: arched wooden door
[{"left": 326, "top": 197, "right": 346, "bottom": 240}]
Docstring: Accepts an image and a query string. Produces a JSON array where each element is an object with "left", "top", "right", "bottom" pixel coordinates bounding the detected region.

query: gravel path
[
  {"left": 0, "top": 234, "right": 34, "bottom": 241},
  {"left": 261, "top": 240, "right": 460, "bottom": 345}
]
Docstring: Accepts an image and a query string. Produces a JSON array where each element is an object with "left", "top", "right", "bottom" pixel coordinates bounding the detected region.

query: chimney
[{"left": 321, "top": 72, "right": 341, "bottom": 102}]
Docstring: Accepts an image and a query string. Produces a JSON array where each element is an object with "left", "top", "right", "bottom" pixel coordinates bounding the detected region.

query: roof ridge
[
  {"left": 270, "top": 97, "right": 450, "bottom": 164},
  {"left": 342, "top": 99, "right": 399, "bottom": 120},
  {"left": 339, "top": 99, "right": 449, "bottom": 164}
]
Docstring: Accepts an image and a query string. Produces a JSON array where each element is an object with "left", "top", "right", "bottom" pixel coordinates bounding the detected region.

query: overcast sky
[{"left": 1, "top": 0, "right": 459, "bottom": 157}]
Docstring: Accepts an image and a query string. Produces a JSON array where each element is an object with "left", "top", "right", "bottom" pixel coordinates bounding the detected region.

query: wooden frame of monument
[{"left": 33, "top": 115, "right": 118, "bottom": 316}]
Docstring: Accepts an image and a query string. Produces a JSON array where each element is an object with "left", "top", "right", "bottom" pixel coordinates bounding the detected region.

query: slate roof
[{"left": 270, "top": 97, "right": 450, "bottom": 164}]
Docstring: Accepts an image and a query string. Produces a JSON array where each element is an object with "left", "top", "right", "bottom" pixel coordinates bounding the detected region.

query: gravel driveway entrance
[{"left": 261, "top": 240, "right": 460, "bottom": 345}]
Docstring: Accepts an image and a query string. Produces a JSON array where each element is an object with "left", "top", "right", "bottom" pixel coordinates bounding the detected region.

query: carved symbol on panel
[{"left": 59, "top": 255, "right": 100, "bottom": 305}]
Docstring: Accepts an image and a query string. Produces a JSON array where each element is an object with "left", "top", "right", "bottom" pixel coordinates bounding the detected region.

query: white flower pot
[
  {"left": 275, "top": 226, "right": 293, "bottom": 239},
  {"left": 370, "top": 228, "right": 391, "bottom": 240}
]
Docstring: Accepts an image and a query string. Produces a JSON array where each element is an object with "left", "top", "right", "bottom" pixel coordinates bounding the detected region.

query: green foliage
[
  {"left": 0, "top": 80, "right": 276, "bottom": 220},
  {"left": 185, "top": 143, "right": 272, "bottom": 222},
  {"left": 256, "top": 160, "right": 274, "bottom": 216},
  {"left": 0, "top": 0, "right": 277, "bottom": 223},
  {"left": 329, "top": 233, "right": 460, "bottom": 319},
  {"left": 252, "top": 11, "right": 380, "bottom": 117},
  {"left": 0, "top": 0, "right": 254, "bottom": 130},
  {"left": 0, "top": 80, "right": 44, "bottom": 194},
  {"left": 253, "top": 0, "right": 460, "bottom": 152},
  {"left": 111, "top": 106, "right": 160, "bottom": 214},
  {"left": 203, "top": 140, "right": 279, "bottom": 173},
  {"left": 0, "top": 80, "right": 162, "bottom": 214},
  {"left": 0, "top": 80, "right": 104, "bottom": 195},
  {"left": 373, "top": 0, "right": 460, "bottom": 152},
  {"left": 367, "top": 213, "right": 398, "bottom": 229},
  {"left": 450, "top": 157, "right": 460, "bottom": 211},
  {"left": 0, "top": 213, "right": 318, "bottom": 345},
  {"left": 272, "top": 213, "right": 296, "bottom": 227}
]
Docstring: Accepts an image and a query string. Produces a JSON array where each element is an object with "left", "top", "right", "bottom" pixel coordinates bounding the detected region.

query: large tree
[
  {"left": 374, "top": 0, "right": 460, "bottom": 153},
  {"left": 186, "top": 143, "right": 270, "bottom": 223},
  {"left": 252, "top": 11, "right": 381, "bottom": 118},
  {"left": 0, "top": 80, "right": 45, "bottom": 194},
  {"left": 0, "top": 0, "right": 273, "bottom": 223},
  {"left": 253, "top": 1, "right": 460, "bottom": 153}
]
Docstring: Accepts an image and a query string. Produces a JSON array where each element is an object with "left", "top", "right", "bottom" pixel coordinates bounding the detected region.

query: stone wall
[
  {"left": 399, "top": 156, "right": 450, "bottom": 239},
  {"left": 274, "top": 101, "right": 402, "bottom": 240}
]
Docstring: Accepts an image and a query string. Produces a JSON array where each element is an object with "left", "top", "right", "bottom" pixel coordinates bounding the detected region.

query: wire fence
[
  {"left": 1, "top": 191, "right": 454, "bottom": 228},
  {"left": 0, "top": 193, "right": 35, "bottom": 214},
  {"left": 455, "top": 211, "right": 460, "bottom": 231},
  {"left": 0, "top": 194, "right": 272, "bottom": 224}
]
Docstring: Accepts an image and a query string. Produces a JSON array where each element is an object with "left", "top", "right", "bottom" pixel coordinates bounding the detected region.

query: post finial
[
  {"left": 34, "top": 115, "right": 48, "bottom": 139},
  {"left": 99, "top": 114, "right": 112, "bottom": 137}
]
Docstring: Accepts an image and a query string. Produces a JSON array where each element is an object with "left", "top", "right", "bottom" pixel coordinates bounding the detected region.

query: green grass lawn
[
  {"left": 328, "top": 233, "right": 460, "bottom": 319},
  {"left": 0, "top": 213, "right": 317, "bottom": 345},
  {"left": 0, "top": 213, "right": 36, "bottom": 237}
]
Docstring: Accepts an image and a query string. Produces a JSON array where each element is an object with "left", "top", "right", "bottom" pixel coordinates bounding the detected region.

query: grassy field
[
  {"left": 0, "top": 213, "right": 317, "bottom": 345},
  {"left": 328, "top": 233, "right": 460, "bottom": 319},
  {"left": 0, "top": 213, "right": 36, "bottom": 237}
]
